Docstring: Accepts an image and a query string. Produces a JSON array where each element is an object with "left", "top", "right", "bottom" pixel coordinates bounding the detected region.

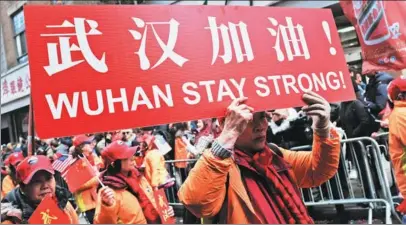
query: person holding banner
[
  {"left": 1, "top": 152, "right": 24, "bottom": 198},
  {"left": 179, "top": 91, "right": 341, "bottom": 224},
  {"left": 0, "top": 155, "right": 78, "bottom": 224},
  {"left": 387, "top": 76, "right": 406, "bottom": 221},
  {"left": 70, "top": 135, "right": 103, "bottom": 224},
  {"left": 95, "top": 140, "right": 162, "bottom": 224}
]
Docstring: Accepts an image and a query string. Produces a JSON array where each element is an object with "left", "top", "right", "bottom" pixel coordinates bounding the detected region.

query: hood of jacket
[{"left": 375, "top": 72, "right": 394, "bottom": 84}]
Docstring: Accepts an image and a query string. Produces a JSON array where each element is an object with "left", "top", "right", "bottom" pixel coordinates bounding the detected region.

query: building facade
[{"left": 1, "top": 0, "right": 377, "bottom": 144}]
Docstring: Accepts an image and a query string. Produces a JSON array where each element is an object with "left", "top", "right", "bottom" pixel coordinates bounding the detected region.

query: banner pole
[{"left": 27, "top": 97, "right": 35, "bottom": 156}]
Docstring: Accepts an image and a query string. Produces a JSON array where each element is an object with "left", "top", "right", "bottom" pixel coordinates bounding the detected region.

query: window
[
  {"left": 51, "top": 0, "right": 73, "bottom": 5},
  {"left": 12, "top": 10, "right": 28, "bottom": 64}
]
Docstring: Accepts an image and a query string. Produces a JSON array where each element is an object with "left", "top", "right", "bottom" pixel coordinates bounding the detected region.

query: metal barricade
[
  {"left": 165, "top": 136, "right": 397, "bottom": 224},
  {"left": 164, "top": 159, "right": 198, "bottom": 206},
  {"left": 292, "top": 138, "right": 393, "bottom": 224},
  {"left": 368, "top": 133, "right": 403, "bottom": 214}
]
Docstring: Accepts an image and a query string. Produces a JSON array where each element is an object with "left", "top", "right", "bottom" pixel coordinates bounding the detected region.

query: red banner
[
  {"left": 24, "top": 5, "right": 353, "bottom": 138},
  {"left": 154, "top": 189, "right": 175, "bottom": 224},
  {"left": 340, "top": 1, "right": 406, "bottom": 74}
]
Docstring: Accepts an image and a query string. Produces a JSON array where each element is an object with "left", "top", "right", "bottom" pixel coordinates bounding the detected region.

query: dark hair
[
  {"left": 50, "top": 139, "right": 59, "bottom": 148},
  {"left": 60, "top": 137, "right": 73, "bottom": 147},
  {"left": 93, "top": 133, "right": 105, "bottom": 143},
  {"left": 72, "top": 143, "right": 86, "bottom": 159},
  {"left": 349, "top": 67, "right": 359, "bottom": 74},
  {"left": 174, "top": 122, "right": 188, "bottom": 131},
  {"left": 106, "top": 160, "right": 122, "bottom": 175},
  {"left": 9, "top": 165, "right": 18, "bottom": 186}
]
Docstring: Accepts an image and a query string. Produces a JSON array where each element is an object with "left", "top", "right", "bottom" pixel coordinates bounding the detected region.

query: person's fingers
[
  {"left": 305, "top": 110, "right": 326, "bottom": 118},
  {"left": 302, "top": 104, "right": 326, "bottom": 112},
  {"left": 302, "top": 93, "right": 322, "bottom": 105},
  {"left": 236, "top": 104, "right": 254, "bottom": 112},
  {"left": 105, "top": 191, "right": 114, "bottom": 198},
  {"left": 241, "top": 111, "right": 253, "bottom": 121},
  {"left": 230, "top": 97, "right": 248, "bottom": 108},
  {"left": 302, "top": 92, "right": 325, "bottom": 105},
  {"left": 304, "top": 91, "right": 325, "bottom": 100}
]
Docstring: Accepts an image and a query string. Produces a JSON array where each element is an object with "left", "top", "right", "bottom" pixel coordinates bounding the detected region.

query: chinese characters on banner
[
  {"left": 28, "top": 195, "right": 70, "bottom": 224},
  {"left": 1, "top": 65, "right": 31, "bottom": 105},
  {"left": 24, "top": 5, "right": 353, "bottom": 138},
  {"left": 340, "top": 0, "right": 406, "bottom": 74},
  {"left": 154, "top": 189, "right": 176, "bottom": 224}
]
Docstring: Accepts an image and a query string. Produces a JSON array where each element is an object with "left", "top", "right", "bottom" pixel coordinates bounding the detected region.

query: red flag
[
  {"left": 153, "top": 189, "right": 175, "bottom": 224},
  {"left": 28, "top": 195, "right": 70, "bottom": 224},
  {"left": 62, "top": 157, "right": 96, "bottom": 193},
  {"left": 340, "top": 1, "right": 406, "bottom": 73}
]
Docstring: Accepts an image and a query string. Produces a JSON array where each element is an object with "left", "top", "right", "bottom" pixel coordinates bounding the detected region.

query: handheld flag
[
  {"left": 28, "top": 195, "right": 70, "bottom": 224},
  {"left": 62, "top": 156, "right": 96, "bottom": 193},
  {"left": 153, "top": 189, "right": 175, "bottom": 224}
]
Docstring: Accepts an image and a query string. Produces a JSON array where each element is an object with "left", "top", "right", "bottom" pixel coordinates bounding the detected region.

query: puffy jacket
[
  {"left": 174, "top": 137, "right": 188, "bottom": 168},
  {"left": 73, "top": 154, "right": 103, "bottom": 212},
  {"left": 74, "top": 177, "right": 98, "bottom": 212},
  {"left": 1, "top": 176, "right": 16, "bottom": 198},
  {"left": 144, "top": 149, "right": 170, "bottom": 188},
  {"left": 389, "top": 101, "right": 406, "bottom": 197},
  {"left": 365, "top": 72, "right": 393, "bottom": 117},
  {"left": 178, "top": 128, "right": 340, "bottom": 224},
  {"left": 339, "top": 100, "right": 379, "bottom": 138},
  {"left": 1, "top": 186, "right": 78, "bottom": 224}
]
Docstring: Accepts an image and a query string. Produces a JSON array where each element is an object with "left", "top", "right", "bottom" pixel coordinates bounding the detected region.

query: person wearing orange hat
[
  {"left": 386, "top": 76, "right": 406, "bottom": 221},
  {"left": 0, "top": 155, "right": 78, "bottom": 224},
  {"left": 70, "top": 134, "right": 103, "bottom": 224},
  {"left": 1, "top": 152, "right": 24, "bottom": 198}
]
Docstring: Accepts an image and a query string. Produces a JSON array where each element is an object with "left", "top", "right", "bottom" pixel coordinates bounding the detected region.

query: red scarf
[
  {"left": 234, "top": 147, "right": 313, "bottom": 224},
  {"left": 102, "top": 169, "right": 160, "bottom": 224}
]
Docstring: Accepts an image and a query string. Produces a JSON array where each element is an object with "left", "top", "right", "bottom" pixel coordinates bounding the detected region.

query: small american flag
[{"left": 52, "top": 154, "right": 75, "bottom": 174}]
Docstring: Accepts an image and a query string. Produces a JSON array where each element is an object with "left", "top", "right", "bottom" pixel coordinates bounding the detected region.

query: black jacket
[
  {"left": 339, "top": 100, "right": 380, "bottom": 138},
  {"left": 364, "top": 72, "right": 393, "bottom": 117},
  {"left": 1, "top": 186, "right": 70, "bottom": 224}
]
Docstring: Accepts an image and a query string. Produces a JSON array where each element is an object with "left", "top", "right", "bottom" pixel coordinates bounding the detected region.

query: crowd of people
[{"left": 0, "top": 71, "right": 405, "bottom": 224}]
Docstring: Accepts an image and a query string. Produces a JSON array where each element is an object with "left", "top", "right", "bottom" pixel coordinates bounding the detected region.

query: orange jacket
[
  {"left": 74, "top": 177, "right": 98, "bottom": 212},
  {"left": 175, "top": 137, "right": 188, "bottom": 168},
  {"left": 389, "top": 101, "right": 406, "bottom": 197},
  {"left": 74, "top": 154, "right": 103, "bottom": 212},
  {"left": 178, "top": 128, "right": 340, "bottom": 224},
  {"left": 144, "top": 149, "right": 170, "bottom": 188},
  {"left": 93, "top": 188, "right": 147, "bottom": 224},
  {"left": 1, "top": 201, "right": 78, "bottom": 224},
  {"left": 1, "top": 176, "right": 16, "bottom": 198}
]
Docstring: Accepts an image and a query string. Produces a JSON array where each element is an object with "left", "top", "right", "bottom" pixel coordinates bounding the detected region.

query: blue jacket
[{"left": 364, "top": 72, "right": 393, "bottom": 117}]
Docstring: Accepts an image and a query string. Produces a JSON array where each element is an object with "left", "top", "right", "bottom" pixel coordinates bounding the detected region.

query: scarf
[
  {"left": 101, "top": 169, "right": 160, "bottom": 224},
  {"left": 234, "top": 147, "right": 313, "bottom": 224}
]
